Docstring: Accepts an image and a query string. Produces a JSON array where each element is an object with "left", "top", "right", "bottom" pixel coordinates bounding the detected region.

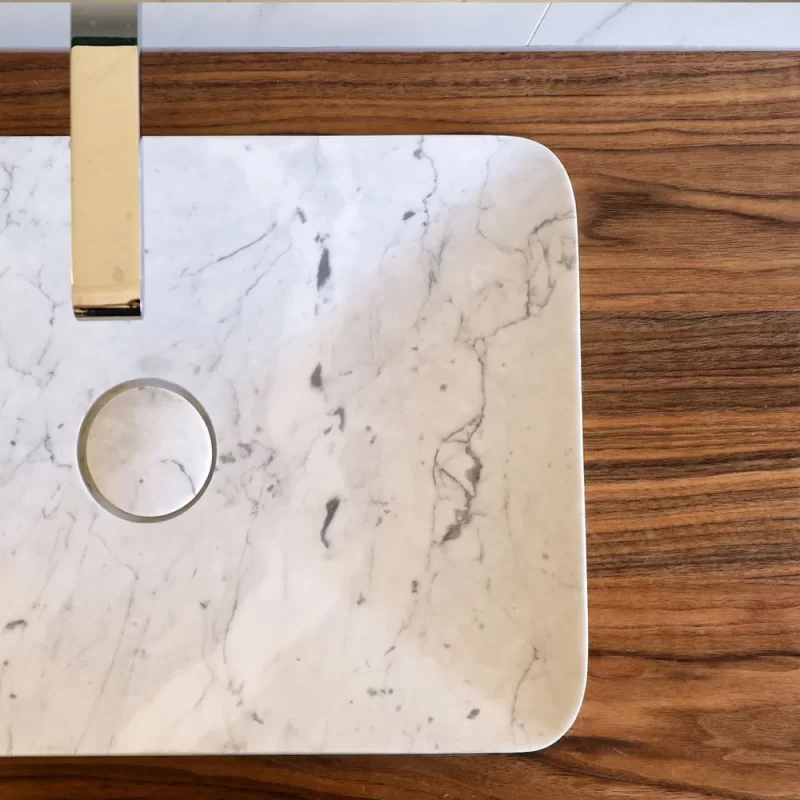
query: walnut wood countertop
[{"left": 1, "top": 51, "right": 799, "bottom": 799}]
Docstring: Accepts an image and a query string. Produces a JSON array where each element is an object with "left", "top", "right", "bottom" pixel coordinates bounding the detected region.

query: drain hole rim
[{"left": 77, "top": 377, "right": 217, "bottom": 524}]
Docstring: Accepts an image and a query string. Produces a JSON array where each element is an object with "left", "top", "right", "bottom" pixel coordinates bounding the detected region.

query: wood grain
[{"left": 1, "top": 52, "right": 799, "bottom": 800}]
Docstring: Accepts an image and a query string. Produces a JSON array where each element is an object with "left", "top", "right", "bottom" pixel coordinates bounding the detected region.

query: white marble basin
[{"left": 0, "top": 135, "right": 585, "bottom": 754}]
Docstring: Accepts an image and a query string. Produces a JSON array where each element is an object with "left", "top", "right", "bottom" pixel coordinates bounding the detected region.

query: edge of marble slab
[
  {"left": 0, "top": 134, "right": 588, "bottom": 755},
  {"left": 506, "top": 137, "right": 587, "bottom": 757}
]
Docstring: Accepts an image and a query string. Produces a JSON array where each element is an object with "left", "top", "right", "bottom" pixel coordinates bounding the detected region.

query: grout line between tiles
[{"left": 525, "top": 2, "right": 552, "bottom": 48}]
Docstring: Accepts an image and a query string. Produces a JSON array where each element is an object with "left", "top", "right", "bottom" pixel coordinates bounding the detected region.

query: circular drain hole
[{"left": 77, "top": 379, "right": 216, "bottom": 523}]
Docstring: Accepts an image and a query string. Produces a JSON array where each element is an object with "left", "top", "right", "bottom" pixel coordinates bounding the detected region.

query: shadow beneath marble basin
[{"left": 0, "top": 134, "right": 585, "bottom": 755}]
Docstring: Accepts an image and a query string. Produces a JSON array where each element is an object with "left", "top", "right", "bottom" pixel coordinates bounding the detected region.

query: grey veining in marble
[{"left": 0, "top": 135, "right": 585, "bottom": 754}]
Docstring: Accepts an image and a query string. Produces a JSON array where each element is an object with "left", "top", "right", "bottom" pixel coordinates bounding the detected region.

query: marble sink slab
[{"left": 0, "top": 135, "right": 585, "bottom": 754}]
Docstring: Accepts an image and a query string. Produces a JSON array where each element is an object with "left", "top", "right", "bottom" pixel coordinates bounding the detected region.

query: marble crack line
[
  {"left": 0, "top": 212, "right": 16, "bottom": 237},
  {"left": 384, "top": 570, "right": 439, "bottom": 662},
  {"left": 228, "top": 379, "right": 243, "bottom": 431},
  {"left": 208, "top": 242, "right": 292, "bottom": 373},
  {"left": 576, "top": 2, "right": 632, "bottom": 45},
  {"left": 29, "top": 255, "right": 59, "bottom": 319},
  {"left": 2, "top": 424, "right": 70, "bottom": 489},
  {"left": 30, "top": 511, "right": 65, "bottom": 612},
  {"left": 413, "top": 230, "right": 451, "bottom": 333},
  {"left": 415, "top": 136, "right": 441, "bottom": 251},
  {"left": 526, "top": 240, "right": 555, "bottom": 318},
  {"left": 511, "top": 644, "right": 541, "bottom": 738},
  {"left": 221, "top": 525, "right": 254, "bottom": 690},
  {"left": 1, "top": 439, "right": 43, "bottom": 490},
  {"left": 242, "top": 242, "right": 292, "bottom": 301},
  {"left": 528, "top": 210, "right": 575, "bottom": 241},
  {"left": 475, "top": 221, "right": 573, "bottom": 343},
  {"left": 74, "top": 577, "right": 138, "bottom": 752},
  {"left": 0, "top": 162, "right": 15, "bottom": 208},
  {"left": 409, "top": 136, "right": 447, "bottom": 333},
  {"left": 181, "top": 222, "right": 278, "bottom": 279},
  {"left": 0, "top": 338, "right": 55, "bottom": 390},
  {"left": 526, "top": 223, "right": 575, "bottom": 317},
  {"left": 475, "top": 140, "right": 559, "bottom": 267},
  {"left": 161, "top": 458, "right": 197, "bottom": 496},
  {"left": 476, "top": 142, "right": 573, "bottom": 254},
  {"left": 477, "top": 158, "right": 574, "bottom": 328},
  {"left": 42, "top": 426, "right": 71, "bottom": 471},
  {"left": 108, "top": 615, "right": 152, "bottom": 750},
  {"left": 434, "top": 339, "right": 487, "bottom": 546},
  {"left": 299, "top": 137, "right": 323, "bottom": 202},
  {"left": 241, "top": 456, "right": 279, "bottom": 519},
  {"left": 476, "top": 140, "right": 520, "bottom": 256},
  {"left": 377, "top": 225, "right": 404, "bottom": 279},
  {"left": 90, "top": 521, "right": 140, "bottom": 582}
]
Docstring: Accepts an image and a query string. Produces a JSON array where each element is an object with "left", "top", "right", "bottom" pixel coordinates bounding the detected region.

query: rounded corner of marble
[
  {"left": 496, "top": 134, "right": 574, "bottom": 183},
  {"left": 510, "top": 668, "right": 588, "bottom": 755}
]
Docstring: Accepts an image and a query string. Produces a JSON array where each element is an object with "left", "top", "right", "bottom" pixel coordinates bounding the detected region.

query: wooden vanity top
[{"left": 1, "top": 51, "right": 798, "bottom": 799}]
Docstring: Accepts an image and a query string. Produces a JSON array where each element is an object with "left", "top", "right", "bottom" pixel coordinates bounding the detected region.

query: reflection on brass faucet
[{"left": 70, "top": 3, "right": 142, "bottom": 319}]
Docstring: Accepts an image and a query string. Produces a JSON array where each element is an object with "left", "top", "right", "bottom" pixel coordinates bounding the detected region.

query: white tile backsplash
[
  {"left": 0, "top": 3, "right": 548, "bottom": 51},
  {"left": 1, "top": 2, "right": 800, "bottom": 52},
  {"left": 0, "top": 2, "right": 68, "bottom": 50},
  {"left": 142, "top": 3, "right": 548, "bottom": 49},
  {"left": 530, "top": 3, "right": 800, "bottom": 49}
]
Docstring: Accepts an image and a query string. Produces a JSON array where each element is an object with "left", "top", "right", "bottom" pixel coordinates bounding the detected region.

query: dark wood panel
[
  {"left": 1, "top": 51, "right": 799, "bottom": 800},
  {"left": 584, "top": 312, "right": 800, "bottom": 578}
]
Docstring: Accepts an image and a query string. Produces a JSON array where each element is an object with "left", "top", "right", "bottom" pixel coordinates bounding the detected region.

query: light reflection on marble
[{"left": 0, "top": 135, "right": 585, "bottom": 754}]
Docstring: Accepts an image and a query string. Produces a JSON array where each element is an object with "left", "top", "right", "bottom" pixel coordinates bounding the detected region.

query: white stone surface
[
  {"left": 0, "top": 1, "right": 68, "bottom": 49},
  {"left": 0, "top": 3, "right": 548, "bottom": 50},
  {"left": 531, "top": 3, "right": 800, "bottom": 48},
  {"left": 4, "top": 3, "right": 800, "bottom": 51},
  {"left": 142, "top": 2, "right": 549, "bottom": 49},
  {"left": 0, "top": 134, "right": 586, "bottom": 754}
]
